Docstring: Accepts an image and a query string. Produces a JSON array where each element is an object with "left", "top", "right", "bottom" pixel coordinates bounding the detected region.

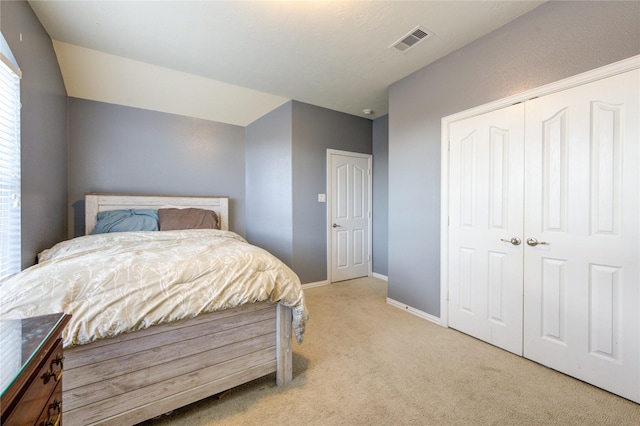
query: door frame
[
  {"left": 440, "top": 55, "right": 640, "bottom": 328},
  {"left": 326, "top": 149, "right": 373, "bottom": 283}
]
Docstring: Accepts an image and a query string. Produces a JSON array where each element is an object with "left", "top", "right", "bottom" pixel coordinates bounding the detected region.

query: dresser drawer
[
  {"left": 4, "top": 338, "right": 64, "bottom": 426},
  {"left": 36, "top": 380, "right": 63, "bottom": 426}
]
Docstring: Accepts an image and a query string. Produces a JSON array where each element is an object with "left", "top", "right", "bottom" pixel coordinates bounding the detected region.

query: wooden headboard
[{"left": 84, "top": 193, "right": 229, "bottom": 235}]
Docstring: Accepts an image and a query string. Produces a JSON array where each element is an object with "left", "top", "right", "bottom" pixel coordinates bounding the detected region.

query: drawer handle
[
  {"left": 41, "top": 353, "right": 64, "bottom": 384},
  {"left": 44, "top": 411, "right": 61, "bottom": 426},
  {"left": 42, "top": 398, "right": 62, "bottom": 426},
  {"left": 41, "top": 356, "right": 64, "bottom": 384},
  {"left": 49, "top": 399, "right": 62, "bottom": 413},
  {"left": 41, "top": 367, "right": 62, "bottom": 384},
  {"left": 51, "top": 353, "right": 64, "bottom": 368}
]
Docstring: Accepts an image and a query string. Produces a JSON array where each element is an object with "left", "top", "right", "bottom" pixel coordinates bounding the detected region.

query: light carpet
[{"left": 140, "top": 277, "right": 640, "bottom": 425}]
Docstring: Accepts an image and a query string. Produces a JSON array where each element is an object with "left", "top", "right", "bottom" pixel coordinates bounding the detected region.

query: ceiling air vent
[{"left": 390, "top": 25, "right": 434, "bottom": 53}]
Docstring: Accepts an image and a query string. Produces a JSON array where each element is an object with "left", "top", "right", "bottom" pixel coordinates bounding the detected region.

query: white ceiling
[{"left": 28, "top": 1, "right": 544, "bottom": 126}]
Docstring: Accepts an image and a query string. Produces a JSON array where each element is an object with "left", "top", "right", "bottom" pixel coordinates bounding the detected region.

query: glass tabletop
[{"left": 0, "top": 312, "right": 67, "bottom": 397}]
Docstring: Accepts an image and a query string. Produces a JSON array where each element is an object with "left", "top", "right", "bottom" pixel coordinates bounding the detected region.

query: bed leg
[{"left": 276, "top": 304, "right": 293, "bottom": 385}]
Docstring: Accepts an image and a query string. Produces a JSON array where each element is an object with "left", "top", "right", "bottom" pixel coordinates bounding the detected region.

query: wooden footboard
[{"left": 63, "top": 302, "right": 292, "bottom": 425}]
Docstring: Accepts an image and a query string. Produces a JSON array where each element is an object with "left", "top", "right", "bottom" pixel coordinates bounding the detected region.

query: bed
[{"left": 0, "top": 193, "right": 307, "bottom": 425}]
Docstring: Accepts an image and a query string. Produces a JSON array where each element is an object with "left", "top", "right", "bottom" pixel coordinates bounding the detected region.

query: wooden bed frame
[
  {"left": 84, "top": 192, "right": 230, "bottom": 235},
  {"left": 63, "top": 193, "right": 293, "bottom": 425}
]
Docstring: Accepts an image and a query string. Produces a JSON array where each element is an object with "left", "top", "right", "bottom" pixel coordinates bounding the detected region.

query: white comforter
[{"left": 0, "top": 230, "right": 307, "bottom": 347}]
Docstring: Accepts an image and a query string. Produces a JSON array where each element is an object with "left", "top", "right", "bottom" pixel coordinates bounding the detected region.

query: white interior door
[
  {"left": 523, "top": 69, "right": 640, "bottom": 402},
  {"left": 448, "top": 103, "right": 525, "bottom": 356},
  {"left": 329, "top": 151, "right": 371, "bottom": 282}
]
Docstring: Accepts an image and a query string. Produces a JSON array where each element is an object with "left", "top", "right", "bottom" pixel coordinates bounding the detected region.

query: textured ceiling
[{"left": 28, "top": 1, "right": 544, "bottom": 126}]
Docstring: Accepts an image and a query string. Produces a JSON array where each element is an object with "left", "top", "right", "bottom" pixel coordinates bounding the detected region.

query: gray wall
[
  {"left": 245, "top": 102, "right": 293, "bottom": 266},
  {"left": 388, "top": 0, "right": 640, "bottom": 317},
  {"left": 372, "top": 115, "right": 388, "bottom": 277},
  {"left": 291, "top": 101, "right": 372, "bottom": 284},
  {"left": 65, "top": 98, "right": 375, "bottom": 287},
  {"left": 68, "top": 98, "right": 246, "bottom": 237},
  {"left": 1, "top": 0, "right": 68, "bottom": 268},
  {"left": 246, "top": 100, "right": 372, "bottom": 284}
]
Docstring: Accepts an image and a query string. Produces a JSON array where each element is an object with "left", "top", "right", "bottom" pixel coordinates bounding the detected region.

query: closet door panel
[
  {"left": 523, "top": 69, "right": 639, "bottom": 403},
  {"left": 448, "top": 103, "right": 525, "bottom": 356}
]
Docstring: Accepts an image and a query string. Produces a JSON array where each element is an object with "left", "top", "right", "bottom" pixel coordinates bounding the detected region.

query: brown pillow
[{"left": 158, "top": 208, "right": 219, "bottom": 231}]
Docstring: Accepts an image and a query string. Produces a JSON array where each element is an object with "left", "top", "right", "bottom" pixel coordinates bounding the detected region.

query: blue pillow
[{"left": 91, "top": 209, "right": 159, "bottom": 234}]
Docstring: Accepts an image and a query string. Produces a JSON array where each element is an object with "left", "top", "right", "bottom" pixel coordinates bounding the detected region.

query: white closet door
[
  {"left": 448, "top": 103, "right": 525, "bottom": 356},
  {"left": 523, "top": 69, "right": 639, "bottom": 403}
]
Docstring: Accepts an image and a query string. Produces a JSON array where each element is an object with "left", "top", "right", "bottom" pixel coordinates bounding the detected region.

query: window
[{"left": 0, "top": 35, "right": 21, "bottom": 281}]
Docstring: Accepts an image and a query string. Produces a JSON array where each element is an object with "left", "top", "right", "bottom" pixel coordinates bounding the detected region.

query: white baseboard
[
  {"left": 372, "top": 272, "right": 388, "bottom": 281},
  {"left": 386, "top": 298, "right": 441, "bottom": 326},
  {"left": 302, "top": 280, "right": 330, "bottom": 289},
  {"left": 303, "top": 275, "right": 387, "bottom": 289}
]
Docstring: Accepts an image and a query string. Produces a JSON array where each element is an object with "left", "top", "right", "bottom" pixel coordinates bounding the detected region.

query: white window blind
[{"left": 0, "top": 56, "right": 21, "bottom": 281}]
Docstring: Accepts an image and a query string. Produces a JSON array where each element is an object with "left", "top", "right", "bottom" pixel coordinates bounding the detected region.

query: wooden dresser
[{"left": 1, "top": 313, "right": 71, "bottom": 426}]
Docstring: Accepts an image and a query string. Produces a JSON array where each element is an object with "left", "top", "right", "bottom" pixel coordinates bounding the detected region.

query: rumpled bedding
[{"left": 0, "top": 229, "right": 307, "bottom": 347}]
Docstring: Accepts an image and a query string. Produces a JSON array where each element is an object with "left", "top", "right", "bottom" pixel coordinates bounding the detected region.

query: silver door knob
[
  {"left": 500, "top": 237, "right": 521, "bottom": 246},
  {"left": 526, "top": 238, "right": 549, "bottom": 247},
  {"left": 332, "top": 223, "right": 341, "bottom": 228}
]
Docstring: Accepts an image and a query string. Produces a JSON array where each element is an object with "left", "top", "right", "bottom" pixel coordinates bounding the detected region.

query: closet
[{"left": 443, "top": 65, "right": 639, "bottom": 403}]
